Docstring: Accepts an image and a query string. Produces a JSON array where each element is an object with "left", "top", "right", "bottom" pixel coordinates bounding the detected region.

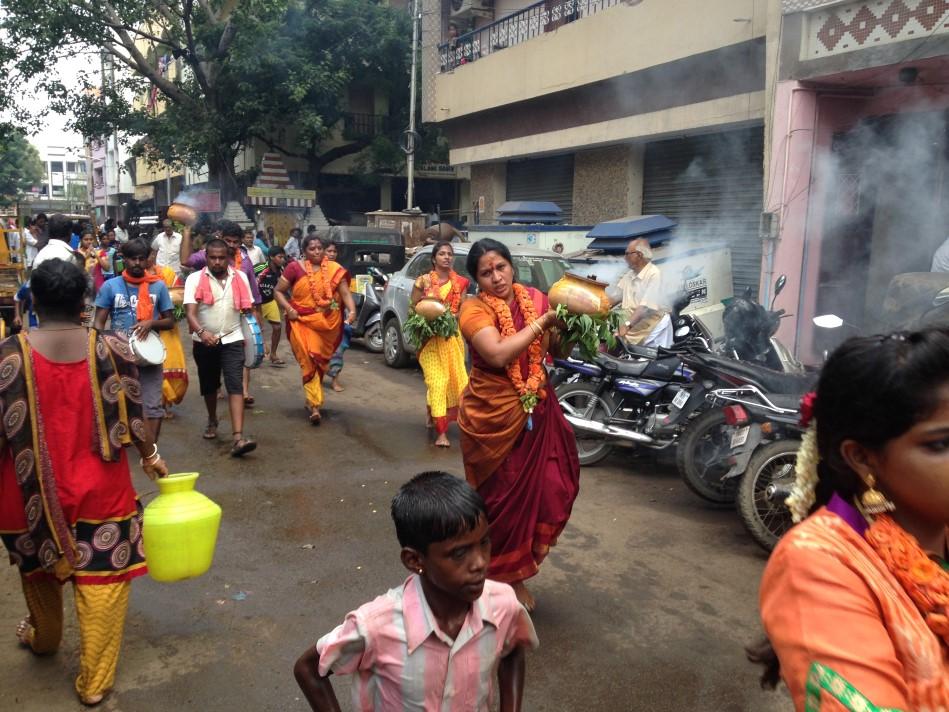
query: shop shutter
[
  {"left": 643, "top": 127, "right": 764, "bottom": 298},
  {"left": 506, "top": 154, "right": 575, "bottom": 223}
]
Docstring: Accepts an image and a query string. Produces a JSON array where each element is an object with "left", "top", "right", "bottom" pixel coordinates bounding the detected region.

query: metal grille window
[{"left": 506, "top": 154, "right": 575, "bottom": 223}]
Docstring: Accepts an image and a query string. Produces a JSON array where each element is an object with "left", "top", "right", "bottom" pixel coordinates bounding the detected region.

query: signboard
[
  {"left": 246, "top": 186, "right": 316, "bottom": 209},
  {"left": 188, "top": 189, "right": 221, "bottom": 213},
  {"left": 134, "top": 185, "right": 155, "bottom": 200}
]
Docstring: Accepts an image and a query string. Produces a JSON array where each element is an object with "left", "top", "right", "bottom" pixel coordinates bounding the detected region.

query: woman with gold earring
[{"left": 751, "top": 330, "right": 949, "bottom": 711}]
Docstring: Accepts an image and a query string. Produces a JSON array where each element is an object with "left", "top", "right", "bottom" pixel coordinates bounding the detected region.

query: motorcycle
[
  {"left": 555, "top": 344, "right": 697, "bottom": 466},
  {"left": 350, "top": 266, "right": 387, "bottom": 353},
  {"left": 672, "top": 348, "right": 813, "bottom": 505}
]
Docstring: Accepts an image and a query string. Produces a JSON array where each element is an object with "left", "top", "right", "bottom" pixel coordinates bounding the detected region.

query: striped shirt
[{"left": 316, "top": 574, "right": 538, "bottom": 711}]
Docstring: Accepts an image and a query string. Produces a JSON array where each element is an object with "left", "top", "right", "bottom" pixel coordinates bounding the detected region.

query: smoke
[{"left": 808, "top": 107, "right": 949, "bottom": 352}]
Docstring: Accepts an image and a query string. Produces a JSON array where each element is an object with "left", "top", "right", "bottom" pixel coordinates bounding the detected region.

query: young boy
[
  {"left": 257, "top": 245, "right": 286, "bottom": 366},
  {"left": 294, "top": 471, "right": 538, "bottom": 711}
]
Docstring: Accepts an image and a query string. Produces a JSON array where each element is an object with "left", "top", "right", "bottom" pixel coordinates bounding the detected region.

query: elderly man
[
  {"left": 612, "top": 238, "right": 668, "bottom": 346},
  {"left": 150, "top": 219, "right": 183, "bottom": 276}
]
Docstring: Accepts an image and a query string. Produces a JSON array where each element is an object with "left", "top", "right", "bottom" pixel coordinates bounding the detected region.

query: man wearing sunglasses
[{"left": 612, "top": 238, "right": 667, "bottom": 345}]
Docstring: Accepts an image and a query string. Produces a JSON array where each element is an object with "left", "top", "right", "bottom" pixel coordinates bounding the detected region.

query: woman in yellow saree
[
  {"left": 274, "top": 235, "right": 356, "bottom": 424},
  {"left": 410, "top": 240, "right": 469, "bottom": 448},
  {"left": 146, "top": 255, "right": 188, "bottom": 412}
]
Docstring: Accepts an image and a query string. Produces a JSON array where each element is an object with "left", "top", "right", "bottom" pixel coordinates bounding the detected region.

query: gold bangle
[{"left": 529, "top": 320, "right": 542, "bottom": 337}]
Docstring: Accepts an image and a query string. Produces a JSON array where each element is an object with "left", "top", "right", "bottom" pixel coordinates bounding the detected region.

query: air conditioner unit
[{"left": 450, "top": 0, "right": 492, "bottom": 20}]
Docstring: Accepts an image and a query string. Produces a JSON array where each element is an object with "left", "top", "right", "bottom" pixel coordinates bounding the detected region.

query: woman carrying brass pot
[{"left": 410, "top": 240, "right": 469, "bottom": 448}]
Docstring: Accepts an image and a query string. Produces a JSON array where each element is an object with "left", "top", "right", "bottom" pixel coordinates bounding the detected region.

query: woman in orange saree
[
  {"left": 146, "top": 254, "right": 188, "bottom": 411},
  {"left": 753, "top": 330, "right": 949, "bottom": 711},
  {"left": 458, "top": 239, "right": 580, "bottom": 611},
  {"left": 274, "top": 235, "right": 356, "bottom": 424}
]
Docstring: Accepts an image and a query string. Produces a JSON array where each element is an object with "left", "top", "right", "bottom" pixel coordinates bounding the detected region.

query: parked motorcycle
[
  {"left": 672, "top": 348, "right": 813, "bottom": 505},
  {"left": 555, "top": 345, "right": 696, "bottom": 466},
  {"left": 350, "top": 266, "right": 387, "bottom": 353}
]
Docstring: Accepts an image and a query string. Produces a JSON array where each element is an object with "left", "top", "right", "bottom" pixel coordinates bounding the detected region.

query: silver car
[{"left": 380, "top": 243, "right": 573, "bottom": 368}]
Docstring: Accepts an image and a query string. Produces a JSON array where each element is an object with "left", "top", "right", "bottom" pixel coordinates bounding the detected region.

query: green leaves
[
  {"left": 403, "top": 311, "right": 459, "bottom": 351},
  {"left": 555, "top": 304, "right": 621, "bottom": 361},
  {"left": 0, "top": 130, "right": 44, "bottom": 207}
]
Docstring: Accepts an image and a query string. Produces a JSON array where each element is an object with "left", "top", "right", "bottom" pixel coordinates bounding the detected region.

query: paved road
[{"left": 0, "top": 338, "right": 792, "bottom": 711}]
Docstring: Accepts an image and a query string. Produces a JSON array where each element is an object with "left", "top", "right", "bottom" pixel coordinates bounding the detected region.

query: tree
[
  {"left": 0, "top": 131, "right": 44, "bottom": 207},
  {"left": 0, "top": 0, "right": 412, "bottom": 202}
]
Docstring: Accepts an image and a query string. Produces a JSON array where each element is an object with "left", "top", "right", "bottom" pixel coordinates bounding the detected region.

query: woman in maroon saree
[{"left": 458, "top": 239, "right": 580, "bottom": 610}]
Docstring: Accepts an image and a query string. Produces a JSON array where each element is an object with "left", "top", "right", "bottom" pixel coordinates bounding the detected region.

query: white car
[{"left": 380, "top": 243, "right": 573, "bottom": 368}]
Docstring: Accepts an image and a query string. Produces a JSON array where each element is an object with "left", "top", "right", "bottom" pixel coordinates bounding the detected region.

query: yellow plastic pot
[{"left": 143, "top": 472, "right": 222, "bottom": 582}]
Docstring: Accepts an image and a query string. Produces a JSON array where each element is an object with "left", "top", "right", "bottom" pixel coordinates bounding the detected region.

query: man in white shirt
[
  {"left": 22, "top": 220, "right": 40, "bottom": 267},
  {"left": 284, "top": 227, "right": 302, "bottom": 260},
  {"left": 183, "top": 238, "right": 257, "bottom": 457},
  {"left": 151, "top": 219, "right": 183, "bottom": 275},
  {"left": 33, "top": 214, "right": 82, "bottom": 270},
  {"left": 114, "top": 220, "right": 129, "bottom": 244},
  {"left": 932, "top": 236, "right": 949, "bottom": 272},
  {"left": 611, "top": 238, "right": 668, "bottom": 346}
]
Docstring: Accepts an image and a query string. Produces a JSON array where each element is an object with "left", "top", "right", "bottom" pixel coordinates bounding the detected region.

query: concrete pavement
[{"left": 0, "top": 340, "right": 792, "bottom": 711}]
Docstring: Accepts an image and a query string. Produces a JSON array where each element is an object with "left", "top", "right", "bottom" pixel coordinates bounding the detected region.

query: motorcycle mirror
[
  {"left": 774, "top": 275, "right": 787, "bottom": 297},
  {"left": 934, "top": 287, "right": 949, "bottom": 307},
  {"left": 813, "top": 314, "right": 844, "bottom": 329}
]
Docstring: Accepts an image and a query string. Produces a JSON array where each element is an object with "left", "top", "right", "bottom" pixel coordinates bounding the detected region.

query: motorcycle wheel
[
  {"left": 364, "top": 323, "right": 384, "bottom": 353},
  {"left": 675, "top": 409, "right": 739, "bottom": 506},
  {"left": 556, "top": 382, "right": 616, "bottom": 467},
  {"left": 737, "top": 439, "right": 798, "bottom": 552}
]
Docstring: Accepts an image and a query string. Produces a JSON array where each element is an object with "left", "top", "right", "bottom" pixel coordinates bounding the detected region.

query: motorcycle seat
[
  {"left": 595, "top": 353, "right": 650, "bottom": 377},
  {"left": 698, "top": 353, "right": 814, "bottom": 394},
  {"left": 768, "top": 393, "right": 805, "bottom": 411}
]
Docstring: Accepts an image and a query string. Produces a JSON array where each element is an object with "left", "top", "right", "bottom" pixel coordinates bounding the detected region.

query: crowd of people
[{"left": 4, "top": 212, "right": 949, "bottom": 710}]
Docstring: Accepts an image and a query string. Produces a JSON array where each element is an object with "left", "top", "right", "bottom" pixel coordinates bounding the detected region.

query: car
[{"left": 380, "top": 243, "right": 573, "bottom": 368}]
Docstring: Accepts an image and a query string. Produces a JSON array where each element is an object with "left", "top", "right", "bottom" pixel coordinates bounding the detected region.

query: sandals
[
  {"left": 203, "top": 420, "right": 218, "bottom": 440},
  {"left": 243, "top": 395, "right": 255, "bottom": 406},
  {"left": 269, "top": 358, "right": 287, "bottom": 367},
  {"left": 230, "top": 433, "right": 257, "bottom": 457}
]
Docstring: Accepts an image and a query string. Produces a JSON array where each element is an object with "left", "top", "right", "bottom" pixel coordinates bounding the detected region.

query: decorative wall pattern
[{"left": 803, "top": 0, "right": 949, "bottom": 58}]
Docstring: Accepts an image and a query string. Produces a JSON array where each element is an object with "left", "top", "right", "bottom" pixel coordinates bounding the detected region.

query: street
[{"left": 0, "top": 340, "right": 791, "bottom": 712}]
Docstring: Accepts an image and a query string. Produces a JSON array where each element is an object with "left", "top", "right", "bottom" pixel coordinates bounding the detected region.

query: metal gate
[
  {"left": 506, "top": 154, "right": 575, "bottom": 223},
  {"left": 643, "top": 127, "right": 764, "bottom": 297}
]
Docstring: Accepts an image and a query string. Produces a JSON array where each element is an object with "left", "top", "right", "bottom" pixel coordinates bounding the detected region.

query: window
[
  {"left": 405, "top": 254, "right": 429, "bottom": 279},
  {"left": 78, "top": 161, "right": 87, "bottom": 173},
  {"left": 66, "top": 162, "right": 77, "bottom": 173},
  {"left": 50, "top": 161, "right": 63, "bottom": 173},
  {"left": 52, "top": 186, "right": 65, "bottom": 197}
]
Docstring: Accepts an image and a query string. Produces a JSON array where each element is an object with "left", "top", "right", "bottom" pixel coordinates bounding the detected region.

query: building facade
[
  {"left": 90, "top": 135, "right": 134, "bottom": 222},
  {"left": 423, "top": 0, "right": 772, "bottom": 295},
  {"left": 766, "top": 0, "right": 949, "bottom": 360}
]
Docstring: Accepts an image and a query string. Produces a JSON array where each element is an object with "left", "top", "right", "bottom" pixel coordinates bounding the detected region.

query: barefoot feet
[
  {"left": 434, "top": 433, "right": 450, "bottom": 448},
  {"left": 331, "top": 377, "right": 344, "bottom": 393}
]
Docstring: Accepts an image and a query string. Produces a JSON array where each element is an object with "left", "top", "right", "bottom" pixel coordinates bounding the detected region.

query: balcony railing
[
  {"left": 438, "top": 0, "right": 623, "bottom": 72},
  {"left": 342, "top": 112, "right": 393, "bottom": 140}
]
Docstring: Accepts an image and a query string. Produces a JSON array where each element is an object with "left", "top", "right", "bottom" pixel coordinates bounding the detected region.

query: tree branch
[
  {"left": 182, "top": 0, "right": 212, "bottom": 94},
  {"left": 250, "top": 133, "right": 308, "bottom": 160},
  {"left": 196, "top": 0, "right": 218, "bottom": 24},
  {"left": 313, "top": 140, "right": 371, "bottom": 171}
]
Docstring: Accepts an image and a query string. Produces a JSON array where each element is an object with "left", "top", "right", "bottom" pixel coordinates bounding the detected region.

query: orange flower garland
[
  {"left": 425, "top": 270, "right": 464, "bottom": 315},
  {"left": 479, "top": 283, "right": 544, "bottom": 413},
  {"left": 865, "top": 514, "right": 949, "bottom": 645},
  {"left": 303, "top": 258, "right": 335, "bottom": 309}
]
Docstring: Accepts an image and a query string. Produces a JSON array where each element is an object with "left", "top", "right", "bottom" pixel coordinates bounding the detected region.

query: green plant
[
  {"left": 555, "top": 304, "right": 621, "bottom": 361},
  {"left": 403, "top": 311, "right": 459, "bottom": 351}
]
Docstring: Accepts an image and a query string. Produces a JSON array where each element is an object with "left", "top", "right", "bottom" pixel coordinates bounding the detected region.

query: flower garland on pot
[
  {"left": 479, "top": 283, "right": 544, "bottom": 414},
  {"left": 303, "top": 259, "right": 337, "bottom": 311}
]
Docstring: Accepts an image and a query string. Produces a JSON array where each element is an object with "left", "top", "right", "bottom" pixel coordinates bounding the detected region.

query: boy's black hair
[
  {"left": 268, "top": 245, "right": 286, "bottom": 259},
  {"left": 220, "top": 221, "right": 243, "bottom": 239},
  {"left": 31, "top": 259, "right": 88, "bottom": 320},
  {"left": 391, "top": 471, "right": 486, "bottom": 553}
]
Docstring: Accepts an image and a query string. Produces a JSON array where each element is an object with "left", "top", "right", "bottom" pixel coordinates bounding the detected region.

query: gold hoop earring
[{"left": 860, "top": 474, "right": 895, "bottom": 515}]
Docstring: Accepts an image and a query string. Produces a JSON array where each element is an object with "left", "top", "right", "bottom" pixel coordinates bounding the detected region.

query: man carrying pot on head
[
  {"left": 94, "top": 239, "right": 175, "bottom": 444},
  {"left": 611, "top": 238, "right": 669, "bottom": 346}
]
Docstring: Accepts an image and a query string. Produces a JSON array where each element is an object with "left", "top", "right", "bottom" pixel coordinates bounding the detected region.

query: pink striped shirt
[{"left": 315, "top": 574, "right": 538, "bottom": 711}]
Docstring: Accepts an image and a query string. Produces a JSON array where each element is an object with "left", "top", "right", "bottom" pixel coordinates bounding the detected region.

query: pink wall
[{"left": 765, "top": 79, "right": 949, "bottom": 362}]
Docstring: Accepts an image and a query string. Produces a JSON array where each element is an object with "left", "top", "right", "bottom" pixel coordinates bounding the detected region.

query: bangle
[
  {"left": 144, "top": 443, "right": 158, "bottom": 459},
  {"left": 529, "top": 320, "right": 543, "bottom": 337},
  {"left": 140, "top": 452, "right": 161, "bottom": 467}
]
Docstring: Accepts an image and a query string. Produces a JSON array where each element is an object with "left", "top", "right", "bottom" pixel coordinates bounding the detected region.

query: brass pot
[
  {"left": 548, "top": 273, "right": 611, "bottom": 316},
  {"left": 169, "top": 286, "right": 185, "bottom": 307},
  {"left": 414, "top": 297, "right": 447, "bottom": 321},
  {"left": 167, "top": 203, "right": 198, "bottom": 226}
]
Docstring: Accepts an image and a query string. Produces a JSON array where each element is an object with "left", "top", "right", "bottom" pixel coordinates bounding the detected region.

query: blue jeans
[{"left": 327, "top": 323, "right": 352, "bottom": 378}]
